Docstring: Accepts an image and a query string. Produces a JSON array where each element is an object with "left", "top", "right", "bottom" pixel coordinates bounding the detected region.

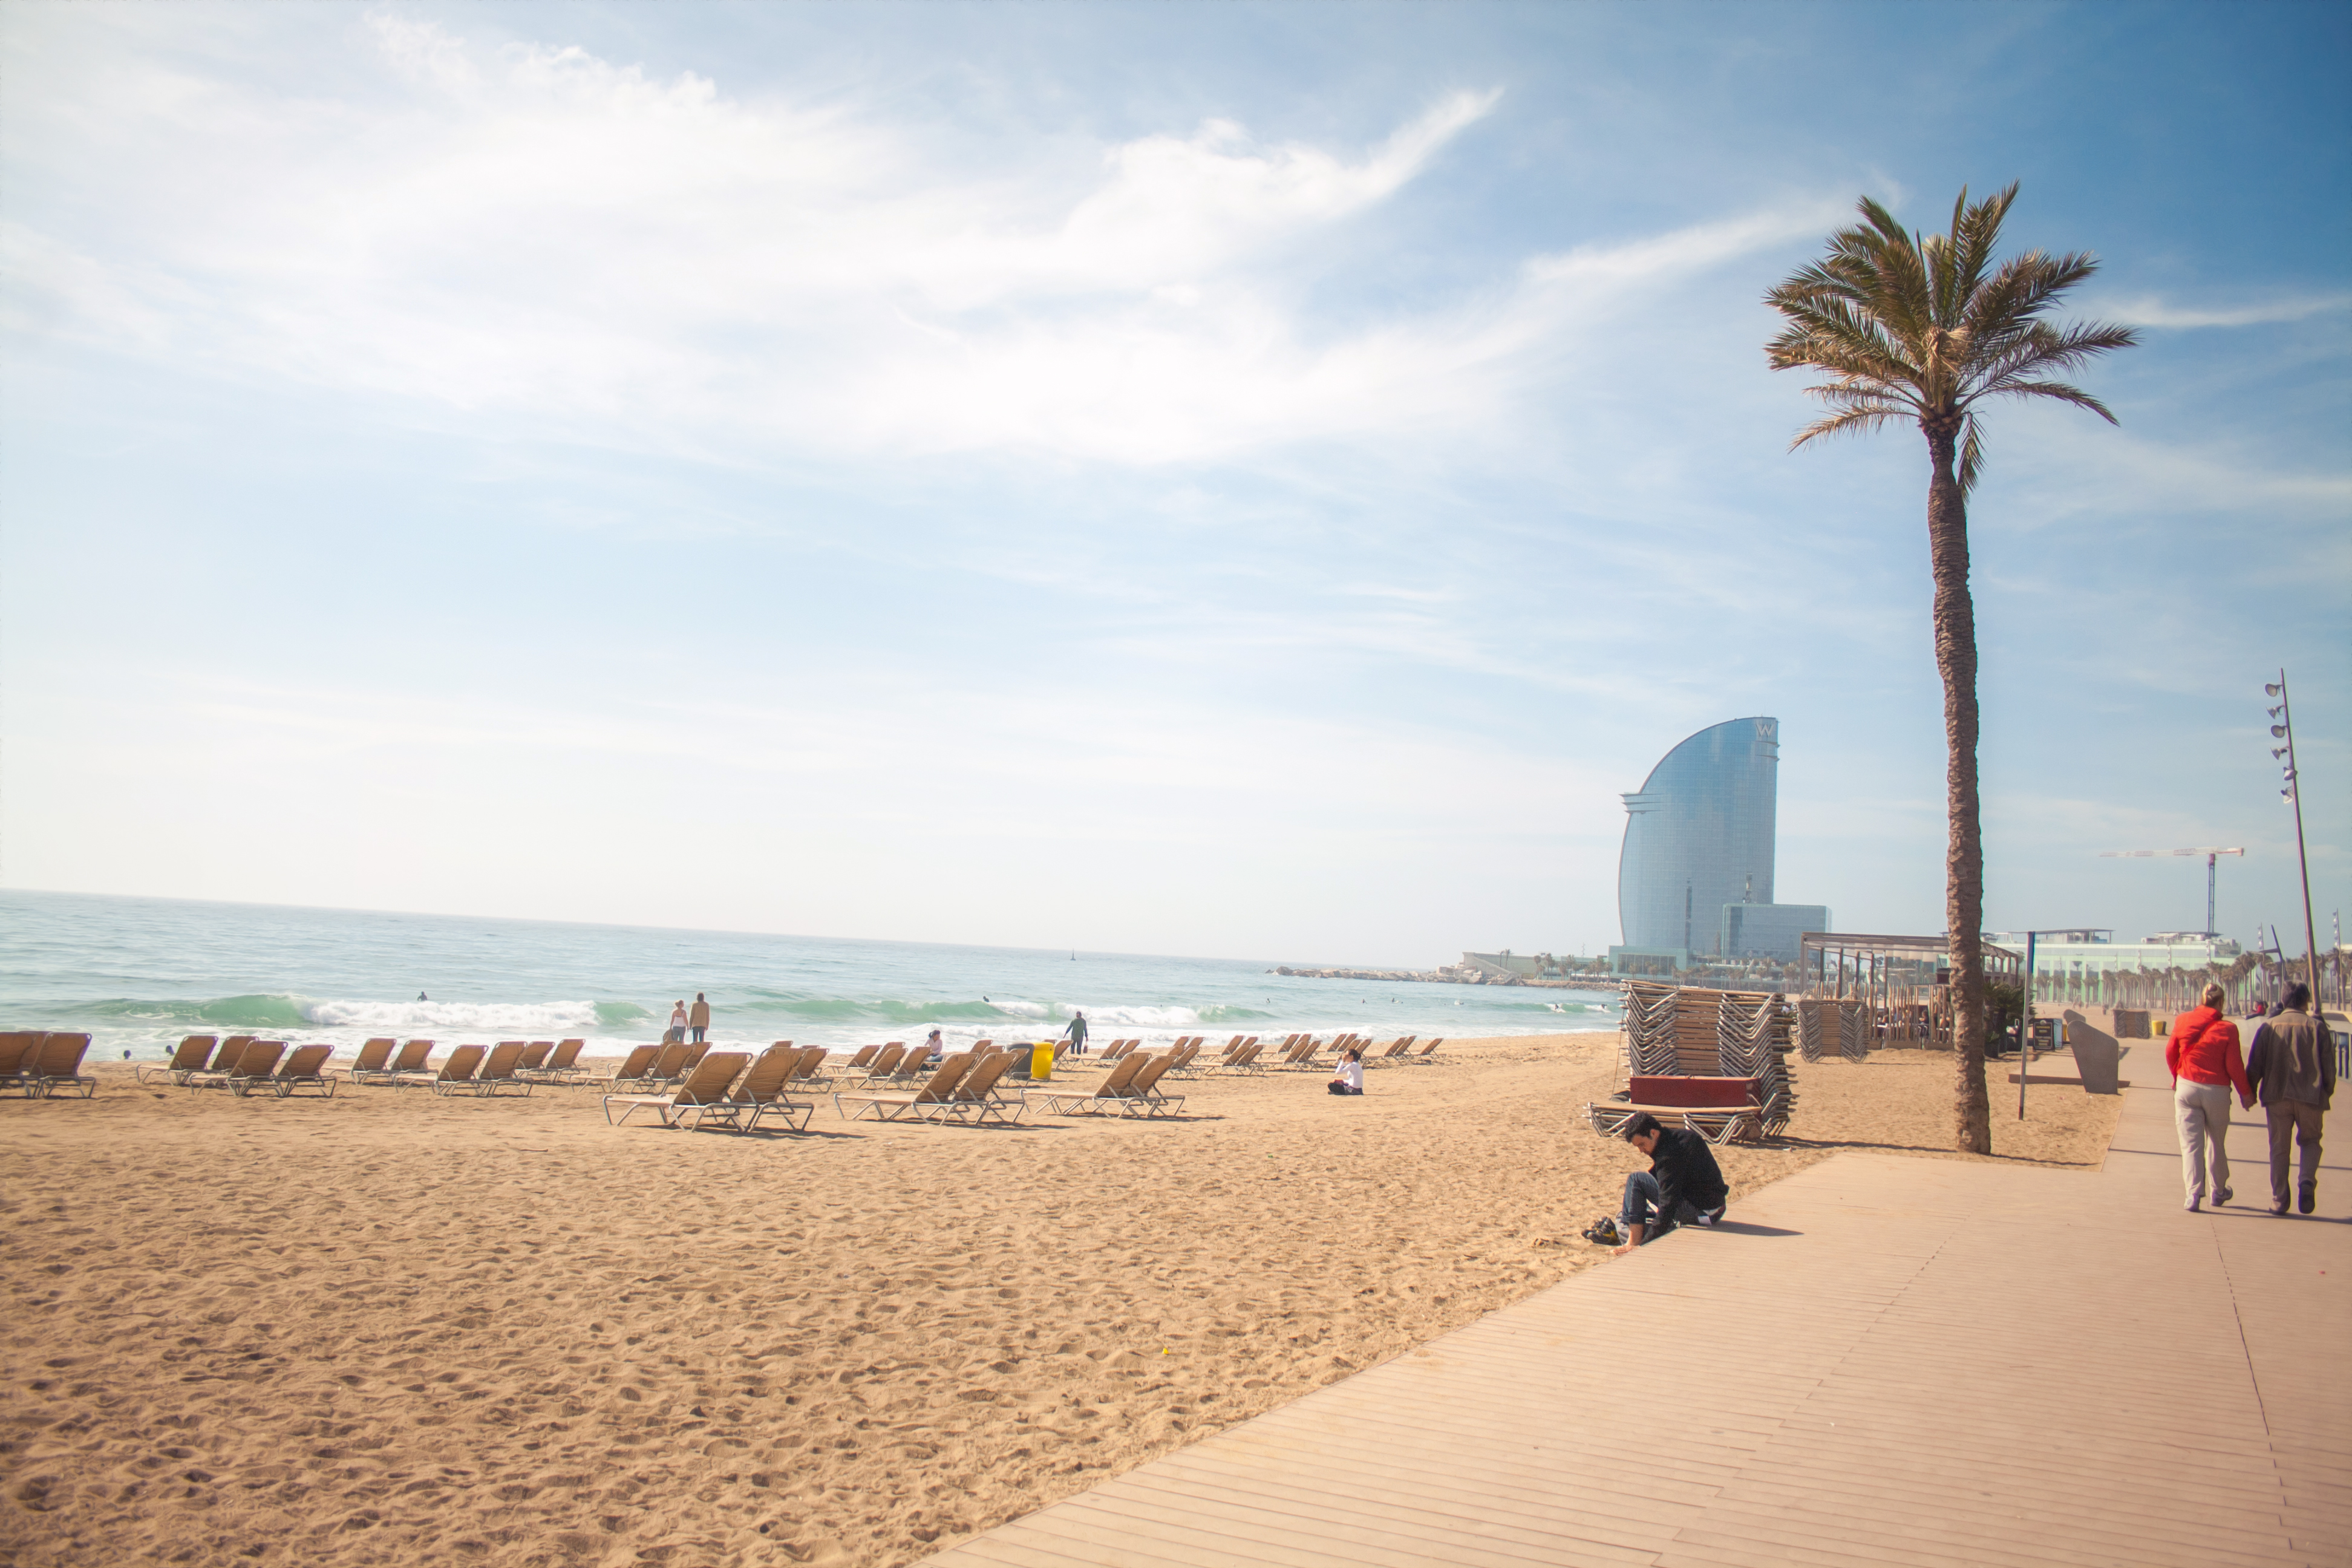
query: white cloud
[
  {"left": 2091, "top": 292, "right": 2352, "bottom": 329},
  {"left": 0, "top": 19, "right": 1826, "bottom": 465}
]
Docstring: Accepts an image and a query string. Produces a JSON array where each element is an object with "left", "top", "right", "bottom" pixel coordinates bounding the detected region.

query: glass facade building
[{"left": 1618, "top": 717, "right": 1779, "bottom": 955}]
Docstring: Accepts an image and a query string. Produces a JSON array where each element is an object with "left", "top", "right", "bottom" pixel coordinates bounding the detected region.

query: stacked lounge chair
[
  {"left": 8, "top": 1033, "right": 99, "bottom": 1099},
  {"left": 1797, "top": 999, "right": 1870, "bottom": 1063},
  {"left": 1589, "top": 982, "right": 1794, "bottom": 1144}
]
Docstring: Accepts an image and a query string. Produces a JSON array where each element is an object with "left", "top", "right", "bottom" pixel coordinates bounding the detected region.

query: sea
[{"left": 0, "top": 889, "right": 1620, "bottom": 1062}]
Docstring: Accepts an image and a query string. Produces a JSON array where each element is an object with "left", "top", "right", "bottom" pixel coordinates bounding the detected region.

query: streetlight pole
[{"left": 2267, "top": 670, "right": 2322, "bottom": 998}]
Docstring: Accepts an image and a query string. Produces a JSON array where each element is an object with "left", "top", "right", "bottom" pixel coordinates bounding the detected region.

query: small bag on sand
[{"left": 1581, "top": 1216, "right": 1625, "bottom": 1247}]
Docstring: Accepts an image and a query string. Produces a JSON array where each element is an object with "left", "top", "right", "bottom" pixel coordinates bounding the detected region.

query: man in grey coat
[{"left": 2246, "top": 982, "right": 2335, "bottom": 1216}]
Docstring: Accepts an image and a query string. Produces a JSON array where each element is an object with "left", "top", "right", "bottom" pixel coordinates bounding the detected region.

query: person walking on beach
[
  {"left": 689, "top": 993, "right": 711, "bottom": 1044},
  {"left": 666, "top": 1000, "right": 688, "bottom": 1044},
  {"left": 1607, "top": 1112, "right": 1728, "bottom": 1253},
  {"left": 2167, "top": 982, "right": 2253, "bottom": 1212},
  {"left": 1327, "top": 1046, "right": 1364, "bottom": 1096},
  {"left": 1063, "top": 1010, "right": 1088, "bottom": 1057},
  {"left": 2246, "top": 982, "right": 2334, "bottom": 1215}
]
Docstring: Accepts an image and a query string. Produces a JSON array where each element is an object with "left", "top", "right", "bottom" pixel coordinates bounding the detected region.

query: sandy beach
[{"left": 2, "top": 1033, "right": 2120, "bottom": 1567}]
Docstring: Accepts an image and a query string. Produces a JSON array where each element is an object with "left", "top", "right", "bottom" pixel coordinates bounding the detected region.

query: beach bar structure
[{"left": 1798, "top": 931, "right": 2022, "bottom": 1047}]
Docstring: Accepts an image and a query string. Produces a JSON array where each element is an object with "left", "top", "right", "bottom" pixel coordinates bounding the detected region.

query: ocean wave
[
  {"left": 301, "top": 998, "right": 606, "bottom": 1033},
  {"left": 88, "top": 993, "right": 312, "bottom": 1028}
]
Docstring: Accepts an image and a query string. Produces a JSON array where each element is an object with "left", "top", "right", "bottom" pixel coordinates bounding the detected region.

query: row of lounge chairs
[
  {"left": 0, "top": 1033, "right": 96, "bottom": 1099},
  {"left": 604, "top": 1045, "right": 816, "bottom": 1133},
  {"left": 829, "top": 1040, "right": 1193, "bottom": 1123}
]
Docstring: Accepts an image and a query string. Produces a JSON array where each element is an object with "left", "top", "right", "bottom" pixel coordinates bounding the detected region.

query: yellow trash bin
[{"left": 1030, "top": 1040, "right": 1054, "bottom": 1082}]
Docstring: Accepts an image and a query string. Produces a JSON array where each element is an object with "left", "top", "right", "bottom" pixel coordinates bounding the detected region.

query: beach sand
[{"left": 3, "top": 1033, "right": 2120, "bottom": 1567}]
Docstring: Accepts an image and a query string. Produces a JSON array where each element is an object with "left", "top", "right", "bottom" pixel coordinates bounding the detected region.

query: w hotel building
[{"left": 1610, "top": 716, "right": 1828, "bottom": 972}]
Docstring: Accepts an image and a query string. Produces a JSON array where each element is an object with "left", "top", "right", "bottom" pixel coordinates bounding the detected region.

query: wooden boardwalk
[{"left": 927, "top": 1044, "right": 2349, "bottom": 1567}]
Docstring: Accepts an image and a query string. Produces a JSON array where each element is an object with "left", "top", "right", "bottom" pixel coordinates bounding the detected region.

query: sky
[{"left": 1, "top": 1, "right": 2345, "bottom": 966}]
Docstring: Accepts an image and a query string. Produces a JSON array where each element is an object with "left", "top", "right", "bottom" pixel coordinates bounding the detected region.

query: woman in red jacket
[{"left": 2167, "top": 982, "right": 2256, "bottom": 1212}]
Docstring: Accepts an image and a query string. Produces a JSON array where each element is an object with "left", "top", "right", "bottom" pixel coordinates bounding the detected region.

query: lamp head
[
  {"left": 2272, "top": 724, "right": 2289, "bottom": 738},
  {"left": 2265, "top": 682, "right": 2282, "bottom": 696}
]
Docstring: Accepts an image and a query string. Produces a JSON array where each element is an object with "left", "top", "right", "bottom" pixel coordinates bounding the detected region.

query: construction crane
[{"left": 2099, "top": 847, "right": 2245, "bottom": 939}]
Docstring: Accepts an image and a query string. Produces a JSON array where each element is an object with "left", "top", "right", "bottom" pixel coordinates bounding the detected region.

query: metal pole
[
  {"left": 2020, "top": 930, "right": 2036, "bottom": 1120},
  {"left": 2273, "top": 670, "right": 2323, "bottom": 998},
  {"left": 2206, "top": 852, "right": 2218, "bottom": 939}
]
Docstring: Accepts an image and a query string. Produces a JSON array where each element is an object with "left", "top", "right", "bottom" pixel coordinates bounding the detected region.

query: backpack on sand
[{"left": 1581, "top": 1215, "right": 1625, "bottom": 1247}]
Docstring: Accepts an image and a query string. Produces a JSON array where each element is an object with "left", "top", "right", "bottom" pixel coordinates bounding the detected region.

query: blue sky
[{"left": 2, "top": 1, "right": 2344, "bottom": 964}]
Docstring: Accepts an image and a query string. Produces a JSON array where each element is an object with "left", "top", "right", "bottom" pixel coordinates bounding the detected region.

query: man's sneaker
[
  {"left": 2272, "top": 1201, "right": 2290, "bottom": 1217},
  {"left": 1694, "top": 1208, "right": 1722, "bottom": 1227},
  {"left": 2215, "top": 1186, "right": 2233, "bottom": 1206},
  {"left": 2184, "top": 1197, "right": 2201, "bottom": 1212},
  {"left": 2301, "top": 1182, "right": 2318, "bottom": 1215}
]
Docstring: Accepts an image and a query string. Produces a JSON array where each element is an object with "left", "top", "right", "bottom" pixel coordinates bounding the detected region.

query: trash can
[{"left": 1030, "top": 1040, "right": 1054, "bottom": 1082}]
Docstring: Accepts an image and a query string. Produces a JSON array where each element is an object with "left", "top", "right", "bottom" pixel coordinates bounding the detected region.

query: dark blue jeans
[{"left": 1618, "top": 1172, "right": 1715, "bottom": 1240}]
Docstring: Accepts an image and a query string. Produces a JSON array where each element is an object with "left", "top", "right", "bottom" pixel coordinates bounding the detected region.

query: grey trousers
[
  {"left": 2175, "top": 1080, "right": 2234, "bottom": 1203},
  {"left": 2265, "top": 1101, "right": 2324, "bottom": 1209}
]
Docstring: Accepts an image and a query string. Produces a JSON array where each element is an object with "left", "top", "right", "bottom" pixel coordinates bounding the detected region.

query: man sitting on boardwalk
[
  {"left": 2246, "top": 982, "right": 2334, "bottom": 1216},
  {"left": 1610, "top": 1112, "right": 1730, "bottom": 1255}
]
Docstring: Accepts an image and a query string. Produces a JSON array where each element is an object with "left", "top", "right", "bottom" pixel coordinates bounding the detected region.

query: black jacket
[{"left": 1650, "top": 1126, "right": 1728, "bottom": 1229}]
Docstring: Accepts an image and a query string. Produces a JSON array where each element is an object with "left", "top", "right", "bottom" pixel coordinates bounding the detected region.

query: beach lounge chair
[
  {"left": 833, "top": 1053, "right": 975, "bottom": 1122},
  {"left": 1033, "top": 1051, "right": 1152, "bottom": 1116},
  {"left": 138, "top": 1036, "right": 219, "bottom": 1085},
  {"left": 426, "top": 1045, "right": 488, "bottom": 1096},
  {"left": 202, "top": 1040, "right": 286, "bottom": 1095},
  {"left": 383, "top": 1040, "right": 434, "bottom": 1084},
  {"left": 713, "top": 1047, "right": 817, "bottom": 1134},
  {"left": 604, "top": 1051, "right": 751, "bottom": 1128},
  {"left": 785, "top": 1045, "right": 834, "bottom": 1092},
  {"left": 234, "top": 1044, "right": 337, "bottom": 1099},
  {"left": 679, "top": 1048, "right": 812, "bottom": 1134},
  {"left": 1114, "top": 1052, "right": 1186, "bottom": 1117},
  {"left": 344, "top": 1038, "right": 397, "bottom": 1085},
  {"left": 0, "top": 1032, "right": 42, "bottom": 1096},
  {"left": 838, "top": 1044, "right": 880, "bottom": 1074},
  {"left": 843, "top": 1041, "right": 905, "bottom": 1086},
  {"left": 1405, "top": 1037, "right": 1446, "bottom": 1063},
  {"left": 522, "top": 1037, "right": 585, "bottom": 1084},
  {"left": 1163, "top": 1040, "right": 1206, "bottom": 1079},
  {"left": 517, "top": 1041, "right": 554, "bottom": 1074},
  {"left": 939, "top": 1051, "right": 1027, "bottom": 1125},
  {"left": 1217, "top": 1040, "right": 1265, "bottom": 1074},
  {"left": 647, "top": 1042, "right": 694, "bottom": 1083},
  {"left": 586, "top": 1044, "right": 664, "bottom": 1091},
  {"left": 30, "top": 1033, "right": 98, "bottom": 1099},
  {"left": 1274, "top": 1036, "right": 1322, "bottom": 1070},
  {"left": 445, "top": 1040, "right": 532, "bottom": 1097},
  {"left": 678, "top": 1040, "right": 711, "bottom": 1072}
]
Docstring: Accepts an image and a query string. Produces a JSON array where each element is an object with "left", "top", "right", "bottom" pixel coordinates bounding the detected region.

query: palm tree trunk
[{"left": 1925, "top": 421, "right": 1992, "bottom": 1154}]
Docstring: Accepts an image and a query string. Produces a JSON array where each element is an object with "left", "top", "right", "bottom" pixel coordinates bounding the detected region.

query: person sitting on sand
[
  {"left": 921, "top": 1028, "right": 944, "bottom": 1063},
  {"left": 1608, "top": 1112, "right": 1727, "bottom": 1253},
  {"left": 1327, "top": 1047, "right": 1363, "bottom": 1096},
  {"left": 667, "top": 1001, "right": 688, "bottom": 1044}
]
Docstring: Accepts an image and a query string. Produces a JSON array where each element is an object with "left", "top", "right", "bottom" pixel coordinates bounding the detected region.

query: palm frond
[
  {"left": 1789, "top": 403, "right": 1910, "bottom": 451},
  {"left": 1957, "top": 413, "right": 1985, "bottom": 496},
  {"left": 1968, "top": 377, "right": 2122, "bottom": 425}
]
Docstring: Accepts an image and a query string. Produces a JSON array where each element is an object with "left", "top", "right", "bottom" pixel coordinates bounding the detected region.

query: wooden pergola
[{"left": 1798, "top": 932, "right": 2023, "bottom": 1046}]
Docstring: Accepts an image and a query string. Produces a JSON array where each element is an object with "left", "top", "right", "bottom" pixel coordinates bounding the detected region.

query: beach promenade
[{"left": 927, "top": 1043, "right": 2350, "bottom": 1568}]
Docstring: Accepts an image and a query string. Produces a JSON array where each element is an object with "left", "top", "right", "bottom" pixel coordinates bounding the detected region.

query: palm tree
[{"left": 1764, "top": 185, "right": 2135, "bottom": 1154}]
